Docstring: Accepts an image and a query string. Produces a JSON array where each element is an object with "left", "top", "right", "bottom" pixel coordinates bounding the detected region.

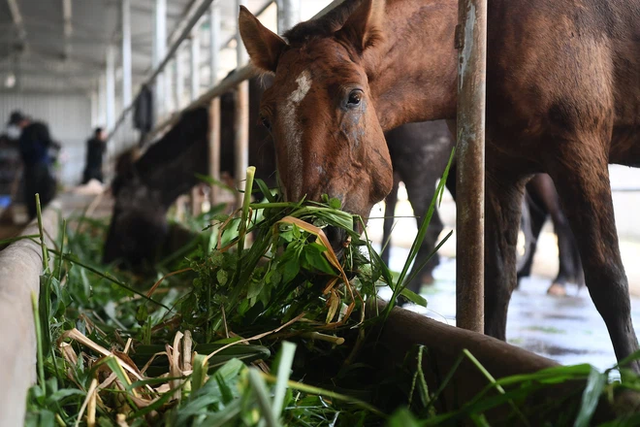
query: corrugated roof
[{"left": 0, "top": 1, "right": 331, "bottom": 96}]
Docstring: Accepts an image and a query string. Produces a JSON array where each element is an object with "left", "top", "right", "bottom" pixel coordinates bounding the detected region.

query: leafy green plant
[{"left": 20, "top": 163, "right": 640, "bottom": 426}]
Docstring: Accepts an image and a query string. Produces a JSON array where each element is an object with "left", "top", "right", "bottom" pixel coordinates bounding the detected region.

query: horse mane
[{"left": 283, "top": 0, "right": 363, "bottom": 45}]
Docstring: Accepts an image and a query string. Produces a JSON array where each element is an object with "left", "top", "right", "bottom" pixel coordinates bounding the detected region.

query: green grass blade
[
  {"left": 248, "top": 369, "right": 280, "bottom": 427},
  {"left": 272, "top": 342, "right": 296, "bottom": 419},
  {"left": 573, "top": 367, "right": 606, "bottom": 427},
  {"left": 191, "top": 354, "right": 209, "bottom": 396},
  {"left": 0, "top": 234, "right": 40, "bottom": 246},
  {"left": 31, "top": 291, "right": 46, "bottom": 392},
  {"left": 47, "top": 249, "right": 170, "bottom": 310}
]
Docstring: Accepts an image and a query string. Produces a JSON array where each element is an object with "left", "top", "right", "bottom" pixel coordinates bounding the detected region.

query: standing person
[
  {"left": 7, "top": 111, "right": 59, "bottom": 221},
  {"left": 82, "top": 127, "right": 107, "bottom": 184}
]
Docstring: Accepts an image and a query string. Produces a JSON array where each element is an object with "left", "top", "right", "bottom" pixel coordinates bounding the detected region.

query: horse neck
[{"left": 368, "top": 0, "right": 459, "bottom": 131}]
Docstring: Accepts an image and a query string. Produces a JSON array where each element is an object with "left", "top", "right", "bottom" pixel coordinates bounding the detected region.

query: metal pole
[
  {"left": 98, "top": 76, "right": 107, "bottom": 126},
  {"left": 276, "top": 0, "right": 300, "bottom": 34},
  {"left": 209, "top": 4, "right": 220, "bottom": 86},
  {"left": 153, "top": 0, "right": 167, "bottom": 121},
  {"left": 208, "top": 4, "right": 221, "bottom": 205},
  {"left": 121, "top": 0, "right": 133, "bottom": 149},
  {"left": 121, "top": 0, "right": 132, "bottom": 108},
  {"left": 90, "top": 90, "right": 98, "bottom": 128},
  {"left": 165, "top": 59, "right": 174, "bottom": 112},
  {"left": 106, "top": 45, "right": 117, "bottom": 132},
  {"left": 190, "top": 32, "right": 200, "bottom": 101},
  {"left": 235, "top": 0, "right": 250, "bottom": 208},
  {"left": 175, "top": 47, "right": 184, "bottom": 109},
  {"left": 190, "top": 28, "right": 202, "bottom": 215},
  {"left": 455, "top": 0, "right": 487, "bottom": 333}
]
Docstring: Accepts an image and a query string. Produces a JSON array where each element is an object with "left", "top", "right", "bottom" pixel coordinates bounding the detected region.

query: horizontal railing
[{"left": 108, "top": 0, "right": 345, "bottom": 148}]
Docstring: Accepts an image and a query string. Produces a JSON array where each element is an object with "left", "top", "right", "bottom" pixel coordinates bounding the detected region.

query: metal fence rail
[{"left": 110, "top": 0, "right": 345, "bottom": 147}]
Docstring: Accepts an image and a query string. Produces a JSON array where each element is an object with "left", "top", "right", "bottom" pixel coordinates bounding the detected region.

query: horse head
[
  {"left": 239, "top": 0, "right": 393, "bottom": 250},
  {"left": 103, "top": 149, "right": 168, "bottom": 268}
]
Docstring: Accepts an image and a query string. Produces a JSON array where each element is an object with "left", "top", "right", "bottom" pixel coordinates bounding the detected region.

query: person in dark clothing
[
  {"left": 8, "top": 111, "right": 60, "bottom": 220},
  {"left": 82, "top": 127, "right": 107, "bottom": 184}
]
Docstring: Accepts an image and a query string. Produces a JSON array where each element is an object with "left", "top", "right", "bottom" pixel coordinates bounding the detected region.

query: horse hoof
[{"left": 547, "top": 283, "right": 567, "bottom": 297}]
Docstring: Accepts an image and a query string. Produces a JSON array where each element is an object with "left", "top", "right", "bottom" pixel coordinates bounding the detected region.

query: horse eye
[
  {"left": 347, "top": 90, "right": 363, "bottom": 108},
  {"left": 260, "top": 115, "right": 272, "bottom": 131}
]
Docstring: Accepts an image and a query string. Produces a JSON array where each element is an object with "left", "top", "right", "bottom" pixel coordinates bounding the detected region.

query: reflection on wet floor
[{"left": 377, "top": 249, "right": 640, "bottom": 372}]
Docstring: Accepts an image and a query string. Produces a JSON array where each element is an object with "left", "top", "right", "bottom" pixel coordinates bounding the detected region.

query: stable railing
[{"left": 106, "top": 0, "right": 345, "bottom": 206}]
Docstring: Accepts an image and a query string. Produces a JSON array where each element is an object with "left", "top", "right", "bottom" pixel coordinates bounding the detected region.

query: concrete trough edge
[{"left": 0, "top": 199, "right": 61, "bottom": 427}]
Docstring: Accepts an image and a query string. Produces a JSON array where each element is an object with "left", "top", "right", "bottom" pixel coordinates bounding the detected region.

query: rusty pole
[
  {"left": 235, "top": 0, "right": 250, "bottom": 209},
  {"left": 455, "top": 0, "right": 487, "bottom": 333},
  {"left": 208, "top": 5, "right": 221, "bottom": 205}
]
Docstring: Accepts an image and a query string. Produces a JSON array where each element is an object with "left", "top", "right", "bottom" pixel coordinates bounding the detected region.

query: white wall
[{"left": 0, "top": 92, "right": 92, "bottom": 186}]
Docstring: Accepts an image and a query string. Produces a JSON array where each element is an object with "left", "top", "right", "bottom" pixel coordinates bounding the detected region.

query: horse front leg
[{"left": 483, "top": 169, "right": 527, "bottom": 339}]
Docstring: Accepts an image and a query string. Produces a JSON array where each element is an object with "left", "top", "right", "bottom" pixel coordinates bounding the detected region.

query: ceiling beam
[
  {"left": 0, "top": 68, "right": 97, "bottom": 80},
  {"left": 106, "top": 0, "right": 183, "bottom": 19},
  {"left": 6, "top": 0, "right": 28, "bottom": 50}
]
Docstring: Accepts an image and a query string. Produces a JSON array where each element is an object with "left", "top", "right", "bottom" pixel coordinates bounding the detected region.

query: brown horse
[{"left": 239, "top": 0, "right": 640, "bottom": 369}]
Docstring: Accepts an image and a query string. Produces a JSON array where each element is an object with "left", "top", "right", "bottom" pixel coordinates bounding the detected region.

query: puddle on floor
[{"left": 377, "top": 246, "right": 640, "bottom": 372}]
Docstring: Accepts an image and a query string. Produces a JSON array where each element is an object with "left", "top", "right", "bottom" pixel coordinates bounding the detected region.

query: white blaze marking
[{"left": 282, "top": 70, "right": 312, "bottom": 198}]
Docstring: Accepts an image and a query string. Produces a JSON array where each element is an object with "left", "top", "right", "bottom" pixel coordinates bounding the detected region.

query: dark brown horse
[
  {"left": 239, "top": 0, "right": 640, "bottom": 369},
  {"left": 103, "top": 78, "right": 277, "bottom": 266},
  {"left": 383, "top": 121, "right": 583, "bottom": 296},
  {"left": 518, "top": 174, "right": 584, "bottom": 296},
  {"left": 381, "top": 120, "right": 455, "bottom": 290}
]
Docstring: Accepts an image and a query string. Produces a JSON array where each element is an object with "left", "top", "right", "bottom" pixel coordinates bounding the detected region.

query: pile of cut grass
[{"left": 11, "top": 162, "right": 640, "bottom": 426}]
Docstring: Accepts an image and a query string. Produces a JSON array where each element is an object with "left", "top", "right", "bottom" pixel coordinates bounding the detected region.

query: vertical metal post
[
  {"left": 190, "top": 28, "right": 202, "bottom": 215},
  {"left": 276, "top": 0, "right": 301, "bottom": 34},
  {"left": 455, "top": 0, "right": 487, "bottom": 333},
  {"left": 90, "top": 90, "right": 98, "bottom": 128},
  {"left": 235, "top": 0, "right": 250, "bottom": 207},
  {"left": 121, "top": 0, "right": 132, "bottom": 108},
  {"left": 98, "top": 76, "right": 107, "bottom": 127},
  {"left": 175, "top": 48, "right": 184, "bottom": 109},
  {"left": 190, "top": 31, "right": 200, "bottom": 101},
  {"left": 165, "top": 59, "right": 174, "bottom": 113},
  {"left": 106, "top": 45, "right": 117, "bottom": 133},
  {"left": 209, "top": 5, "right": 220, "bottom": 86},
  {"left": 153, "top": 0, "right": 167, "bottom": 121},
  {"left": 209, "top": 5, "right": 221, "bottom": 204},
  {"left": 121, "top": 0, "right": 132, "bottom": 149}
]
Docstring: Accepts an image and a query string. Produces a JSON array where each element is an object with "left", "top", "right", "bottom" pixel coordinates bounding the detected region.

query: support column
[
  {"left": 153, "top": 0, "right": 167, "bottom": 121},
  {"left": 121, "top": 0, "right": 132, "bottom": 108},
  {"left": 190, "top": 31, "right": 200, "bottom": 101},
  {"left": 208, "top": 4, "right": 221, "bottom": 205},
  {"left": 106, "top": 45, "right": 116, "bottom": 133},
  {"left": 90, "top": 90, "right": 98, "bottom": 128},
  {"left": 98, "top": 76, "right": 107, "bottom": 127},
  {"left": 234, "top": 0, "right": 250, "bottom": 207},
  {"left": 121, "top": 0, "right": 133, "bottom": 148},
  {"left": 276, "top": 0, "right": 301, "bottom": 34},
  {"left": 455, "top": 0, "right": 487, "bottom": 333},
  {"left": 175, "top": 48, "right": 184, "bottom": 109},
  {"left": 190, "top": 28, "right": 202, "bottom": 215},
  {"left": 209, "top": 5, "right": 220, "bottom": 86}
]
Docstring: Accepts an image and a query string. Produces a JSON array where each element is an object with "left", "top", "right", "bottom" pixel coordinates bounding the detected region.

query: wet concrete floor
[{"left": 377, "top": 247, "right": 640, "bottom": 372}]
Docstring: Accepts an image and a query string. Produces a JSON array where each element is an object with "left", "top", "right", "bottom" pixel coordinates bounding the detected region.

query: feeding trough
[{"left": 0, "top": 189, "right": 638, "bottom": 425}]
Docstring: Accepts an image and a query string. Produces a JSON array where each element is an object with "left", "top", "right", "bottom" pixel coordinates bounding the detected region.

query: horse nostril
[{"left": 324, "top": 226, "right": 346, "bottom": 255}]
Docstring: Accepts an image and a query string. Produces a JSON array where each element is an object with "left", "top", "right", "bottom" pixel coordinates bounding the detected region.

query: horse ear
[
  {"left": 336, "top": 0, "right": 385, "bottom": 53},
  {"left": 239, "top": 6, "right": 287, "bottom": 73}
]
